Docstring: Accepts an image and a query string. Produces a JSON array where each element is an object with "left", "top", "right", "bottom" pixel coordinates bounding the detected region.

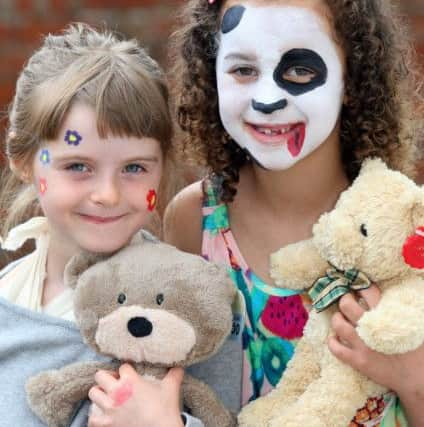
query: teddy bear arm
[
  {"left": 270, "top": 239, "right": 327, "bottom": 290},
  {"left": 357, "top": 277, "right": 424, "bottom": 354},
  {"left": 181, "top": 373, "right": 236, "bottom": 427},
  {"left": 238, "top": 337, "right": 321, "bottom": 427},
  {"left": 26, "top": 360, "right": 116, "bottom": 427}
]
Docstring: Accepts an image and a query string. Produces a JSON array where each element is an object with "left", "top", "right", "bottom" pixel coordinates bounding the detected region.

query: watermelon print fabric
[{"left": 201, "top": 175, "right": 407, "bottom": 426}]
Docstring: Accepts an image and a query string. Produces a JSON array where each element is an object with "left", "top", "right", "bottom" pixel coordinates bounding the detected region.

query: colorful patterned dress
[{"left": 201, "top": 175, "right": 408, "bottom": 426}]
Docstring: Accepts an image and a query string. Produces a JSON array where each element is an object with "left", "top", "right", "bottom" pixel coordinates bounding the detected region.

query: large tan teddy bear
[
  {"left": 238, "top": 158, "right": 424, "bottom": 427},
  {"left": 26, "top": 233, "right": 237, "bottom": 427}
]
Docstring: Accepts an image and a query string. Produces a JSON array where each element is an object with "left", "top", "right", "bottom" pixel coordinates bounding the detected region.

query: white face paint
[{"left": 216, "top": 5, "right": 344, "bottom": 170}]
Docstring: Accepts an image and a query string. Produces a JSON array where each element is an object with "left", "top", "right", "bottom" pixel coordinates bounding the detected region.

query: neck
[
  {"left": 242, "top": 126, "right": 350, "bottom": 217},
  {"left": 42, "top": 231, "right": 78, "bottom": 305}
]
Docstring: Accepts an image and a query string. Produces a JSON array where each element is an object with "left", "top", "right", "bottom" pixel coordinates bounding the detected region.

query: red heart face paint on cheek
[
  {"left": 112, "top": 382, "right": 133, "bottom": 407},
  {"left": 146, "top": 189, "right": 157, "bottom": 211},
  {"left": 403, "top": 226, "right": 424, "bottom": 269},
  {"left": 39, "top": 178, "right": 48, "bottom": 195}
]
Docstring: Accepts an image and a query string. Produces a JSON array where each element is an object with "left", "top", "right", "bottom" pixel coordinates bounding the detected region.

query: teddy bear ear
[
  {"left": 64, "top": 252, "right": 106, "bottom": 289},
  {"left": 359, "top": 157, "right": 388, "bottom": 175}
]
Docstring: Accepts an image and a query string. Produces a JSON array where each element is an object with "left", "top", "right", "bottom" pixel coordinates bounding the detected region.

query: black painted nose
[
  {"left": 252, "top": 99, "right": 288, "bottom": 114},
  {"left": 128, "top": 317, "right": 153, "bottom": 338}
]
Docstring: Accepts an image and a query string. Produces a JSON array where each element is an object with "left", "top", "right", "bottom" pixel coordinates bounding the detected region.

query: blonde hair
[{"left": 1, "top": 23, "right": 173, "bottom": 238}]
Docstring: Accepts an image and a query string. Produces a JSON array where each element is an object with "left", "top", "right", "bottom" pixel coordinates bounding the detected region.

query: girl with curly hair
[{"left": 89, "top": 0, "right": 423, "bottom": 426}]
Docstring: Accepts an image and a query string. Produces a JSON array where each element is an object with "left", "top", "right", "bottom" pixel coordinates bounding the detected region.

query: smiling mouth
[
  {"left": 78, "top": 214, "right": 126, "bottom": 224},
  {"left": 245, "top": 122, "right": 306, "bottom": 157}
]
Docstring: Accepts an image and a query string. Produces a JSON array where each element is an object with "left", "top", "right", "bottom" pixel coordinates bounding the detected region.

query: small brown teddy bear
[
  {"left": 26, "top": 233, "right": 237, "bottom": 427},
  {"left": 238, "top": 158, "right": 424, "bottom": 427}
]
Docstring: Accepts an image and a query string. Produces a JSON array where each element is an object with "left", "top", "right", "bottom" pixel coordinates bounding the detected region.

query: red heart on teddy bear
[{"left": 403, "top": 226, "right": 424, "bottom": 269}]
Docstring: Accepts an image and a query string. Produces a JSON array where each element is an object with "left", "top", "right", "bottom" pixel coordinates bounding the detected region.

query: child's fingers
[
  {"left": 118, "top": 363, "right": 138, "bottom": 380},
  {"left": 330, "top": 311, "right": 357, "bottom": 347},
  {"left": 327, "top": 335, "right": 355, "bottom": 363},
  {"left": 94, "top": 370, "right": 118, "bottom": 394},
  {"left": 357, "top": 284, "right": 381, "bottom": 310},
  {"left": 164, "top": 367, "right": 184, "bottom": 390},
  {"left": 338, "top": 293, "right": 364, "bottom": 325},
  {"left": 88, "top": 385, "right": 114, "bottom": 411}
]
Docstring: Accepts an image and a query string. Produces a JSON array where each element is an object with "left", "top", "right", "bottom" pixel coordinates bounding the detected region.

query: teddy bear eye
[
  {"left": 156, "top": 293, "right": 164, "bottom": 305},
  {"left": 360, "top": 224, "right": 368, "bottom": 237},
  {"left": 117, "top": 293, "right": 127, "bottom": 304}
]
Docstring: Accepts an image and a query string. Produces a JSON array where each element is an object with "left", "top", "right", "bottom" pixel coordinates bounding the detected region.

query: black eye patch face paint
[
  {"left": 273, "top": 49, "right": 327, "bottom": 96},
  {"left": 221, "top": 6, "right": 246, "bottom": 34}
]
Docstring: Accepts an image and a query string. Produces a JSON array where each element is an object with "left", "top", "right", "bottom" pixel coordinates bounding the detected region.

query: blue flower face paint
[
  {"left": 64, "top": 130, "right": 82, "bottom": 146},
  {"left": 40, "top": 149, "right": 50, "bottom": 165}
]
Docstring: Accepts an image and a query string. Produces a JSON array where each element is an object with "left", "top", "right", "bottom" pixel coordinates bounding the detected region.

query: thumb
[
  {"left": 118, "top": 363, "right": 138, "bottom": 380},
  {"left": 164, "top": 366, "right": 184, "bottom": 389}
]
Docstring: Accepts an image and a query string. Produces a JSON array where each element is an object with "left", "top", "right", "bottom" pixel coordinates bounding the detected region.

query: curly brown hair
[{"left": 169, "top": 0, "right": 423, "bottom": 202}]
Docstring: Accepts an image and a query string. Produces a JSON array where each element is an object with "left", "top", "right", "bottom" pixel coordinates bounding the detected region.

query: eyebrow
[
  {"left": 52, "top": 155, "right": 160, "bottom": 163},
  {"left": 223, "top": 53, "right": 257, "bottom": 62}
]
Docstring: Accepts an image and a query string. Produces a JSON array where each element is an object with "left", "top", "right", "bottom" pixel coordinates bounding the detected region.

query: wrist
[{"left": 393, "top": 369, "right": 424, "bottom": 400}]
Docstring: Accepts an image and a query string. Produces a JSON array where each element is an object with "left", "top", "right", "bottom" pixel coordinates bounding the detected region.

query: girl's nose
[
  {"left": 90, "top": 178, "right": 120, "bottom": 206},
  {"left": 251, "top": 98, "right": 288, "bottom": 114}
]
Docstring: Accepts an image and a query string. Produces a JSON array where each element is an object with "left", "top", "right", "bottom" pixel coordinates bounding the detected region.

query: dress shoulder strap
[
  {"left": 201, "top": 175, "right": 230, "bottom": 234},
  {"left": 202, "top": 174, "right": 224, "bottom": 208}
]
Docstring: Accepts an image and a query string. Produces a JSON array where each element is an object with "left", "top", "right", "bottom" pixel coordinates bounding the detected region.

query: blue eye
[
  {"left": 66, "top": 163, "right": 88, "bottom": 172},
  {"left": 124, "top": 164, "right": 146, "bottom": 174}
]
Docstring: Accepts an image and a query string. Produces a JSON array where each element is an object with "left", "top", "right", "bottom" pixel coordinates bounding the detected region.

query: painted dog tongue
[
  {"left": 287, "top": 125, "right": 305, "bottom": 157},
  {"left": 403, "top": 226, "right": 424, "bottom": 269}
]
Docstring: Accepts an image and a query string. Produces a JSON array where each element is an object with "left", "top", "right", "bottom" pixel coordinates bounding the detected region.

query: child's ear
[
  {"left": 9, "top": 158, "right": 32, "bottom": 184},
  {"left": 64, "top": 252, "right": 105, "bottom": 289}
]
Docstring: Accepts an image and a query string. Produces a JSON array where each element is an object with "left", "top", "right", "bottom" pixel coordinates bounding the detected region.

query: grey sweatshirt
[{"left": 0, "top": 259, "right": 242, "bottom": 426}]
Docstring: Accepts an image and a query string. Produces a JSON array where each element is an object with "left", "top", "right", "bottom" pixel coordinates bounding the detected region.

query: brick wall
[{"left": 0, "top": 0, "right": 423, "bottom": 171}]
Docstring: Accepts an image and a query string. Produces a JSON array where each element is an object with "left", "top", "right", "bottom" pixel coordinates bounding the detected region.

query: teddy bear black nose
[{"left": 127, "top": 317, "right": 153, "bottom": 338}]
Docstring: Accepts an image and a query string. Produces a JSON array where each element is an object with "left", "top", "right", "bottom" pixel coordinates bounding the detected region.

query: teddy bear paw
[{"left": 26, "top": 371, "right": 74, "bottom": 426}]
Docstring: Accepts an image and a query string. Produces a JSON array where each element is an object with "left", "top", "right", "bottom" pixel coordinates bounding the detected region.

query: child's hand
[
  {"left": 88, "top": 364, "right": 185, "bottom": 427},
  {"left": 327, "top": 284, "right": 424, "bottom": 395}
]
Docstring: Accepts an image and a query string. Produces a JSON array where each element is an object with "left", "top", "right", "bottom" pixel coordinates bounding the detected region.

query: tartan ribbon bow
[{"left": 308, "top": 266, "right": 371, "bottom": 313}]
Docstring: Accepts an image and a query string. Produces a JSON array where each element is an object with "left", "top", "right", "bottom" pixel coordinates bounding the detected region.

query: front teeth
[
  {"left": 257, "top": 127, "right": 281, "bottom": 135},
  {"left": 255, "top": 125, "right": 293, "bottom": 135}
]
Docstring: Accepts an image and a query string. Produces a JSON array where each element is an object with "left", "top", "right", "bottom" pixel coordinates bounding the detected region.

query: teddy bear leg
[
  {"left": 269, "top": 356, "right": 369, "bottom": 427},
  {"left": 26, "top": 361, "right": 115, "bottom": 427},
  {"left": 26, "top": 370, "right": 81, "bottom": 427},
  {"left": 238, "top": 338, "right": 320, "bottom": 427}
]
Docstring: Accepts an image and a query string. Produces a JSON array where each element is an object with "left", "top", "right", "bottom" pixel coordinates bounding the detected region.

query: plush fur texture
[
  {"left": 238, "top": 158, "right": 424, "bottom": 427},
  {"left": 26, "top": 235, "right": 237, "bottom": 427}
]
